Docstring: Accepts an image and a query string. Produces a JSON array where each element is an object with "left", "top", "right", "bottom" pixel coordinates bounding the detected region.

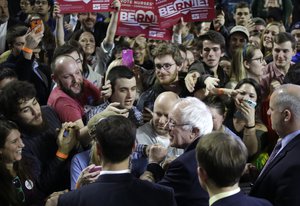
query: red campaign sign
[
  {"left": 157, "top": 0, "right": 215, "bottom": 29},
  {"left": 156, "top": 0, "right": 181, "bottom": 29},
  {"left": 117, "top": 0, "right": 172, "bottom": 40},
  {"left": 56, "top": 0, "right": 113, "bottom": 14},
  {"left": 182, "top": 0, "right": 215, "bottom": 23}
]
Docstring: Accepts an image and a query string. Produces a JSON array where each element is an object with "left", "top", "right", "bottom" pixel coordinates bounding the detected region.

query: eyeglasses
[
  {"left": 166, "top": 119, "right": 190, "bottom": 130},
  {"left": 12, "top": 176, "right": 25, "bottom": 203},
  {"left": 155, "top": 63, "right": 175, "bottom": 71},
  {"left": 251, "top": 57, "right": 264, "bottom": 63},
  {"left": 35, "top": 0, "right": 48, "bottom": 5}
]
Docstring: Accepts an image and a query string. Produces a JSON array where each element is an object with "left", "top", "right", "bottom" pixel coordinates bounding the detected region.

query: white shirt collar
[
  {"left": 100, "top": 169, "right": 130, "bottom": 176},
  {"left": 209, "top": 187, "right": 240, "bottom": 206}
]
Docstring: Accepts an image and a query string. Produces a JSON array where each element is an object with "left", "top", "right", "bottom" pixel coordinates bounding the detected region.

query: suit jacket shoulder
[
  {"left": 212, "top": 192, "right": 272, "bottom": 206},
  {"left": 58, "top": 173, "right": 177, "bottom": 206},
  {"left": 158, "top": 138, "right": 209, "bottom": 206},
  {"left": 250, "top": 134, "right": 300, "bottom": 206}
]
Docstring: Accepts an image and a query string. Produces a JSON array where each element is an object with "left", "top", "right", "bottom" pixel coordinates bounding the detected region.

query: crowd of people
[{"left": 1, "top": 0, "right": 300, "bottom": 205}]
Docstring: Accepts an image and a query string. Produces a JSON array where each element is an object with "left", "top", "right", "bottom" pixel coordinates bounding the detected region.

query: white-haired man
[{"left": 143, "top": 97, "right": 213, "bottom": 206}]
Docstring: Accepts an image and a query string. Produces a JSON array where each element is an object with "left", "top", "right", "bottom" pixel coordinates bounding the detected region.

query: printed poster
[
  {"left": 157, "top": 0, "right": 215, "bottom": 28},
  {"left": 56, "top": 0, "right": 113, "bottom": 13},
  {"left": 117, "top": 0, "right": 172, "bottom": 40}
]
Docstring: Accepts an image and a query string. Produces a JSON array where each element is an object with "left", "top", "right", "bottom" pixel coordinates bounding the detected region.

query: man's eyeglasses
[
  {"left": 251, "top": 57, "right": 264, "bottom": 63},
  {"left": 166, "top": 119, "right": 190, "bottom": 130},
  {"left": 12, "top": 176, "right": 25, "bottom": 203},
  {"left": 155, "top": 63, "right": 175, "bottom": 71}
]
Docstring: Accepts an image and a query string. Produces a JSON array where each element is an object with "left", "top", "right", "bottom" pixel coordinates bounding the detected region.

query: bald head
[
  {"left": 54, "top": 56, "right": 76, "bottom": 74},
  {"left": 154, "top": 91, "right": 180, "bottom": 111},
  {"left": 51, "top": 55, "right": 84, "bottom": 97},
  {"left": 152, "top": 92, "right": 180, "bottom": 136},
  {"left": 269, "top": 84, "right": 300, "bottom": 137}
]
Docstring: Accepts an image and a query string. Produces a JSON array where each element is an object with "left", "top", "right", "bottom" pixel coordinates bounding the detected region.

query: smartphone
[
  {"left": 30, "top": 16, "right": 42, "bottom": 34},
  {"left": 243, "top": 99, "right": 257, "bottom": 108},
  {"left": 122, "top": 49, "right": 134, "bottom": 69},
  {"left": 63, "top": 129, "right": 69, "bottom": 138},
  {"left": 89, "top": 166, "right": 102, "bottom": 173}
]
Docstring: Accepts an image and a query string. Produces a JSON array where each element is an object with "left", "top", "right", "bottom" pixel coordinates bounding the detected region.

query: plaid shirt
[{"left": 86, "top": 101, "right": 143, "bottom": 126}]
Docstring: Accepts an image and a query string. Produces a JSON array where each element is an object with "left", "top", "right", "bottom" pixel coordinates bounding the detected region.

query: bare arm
[
  {"left": 53, "top": 2, "right": 65, "bottom": 47},
  {"left": 74, "top": 119, "right": 92, "bottom": 148},
  {"left": 102, "top": 0, "right": 120, "bottom": 46}
]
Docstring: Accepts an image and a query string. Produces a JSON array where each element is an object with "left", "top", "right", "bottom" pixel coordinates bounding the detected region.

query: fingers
[
  {"left": 185, "top": 72, "right": 199, "bottom": 92},
  {"left": 106, "top": 102, "right": 128, "bottom": 115},
  {"left": 101, "top": 81, "right": 112, "bottom": 98},
  {"left": 111, "top": 0, "right": 121, "bottom": 10},
  {"left": 149, "top": 144, "right": 168, "bottom": 163}
]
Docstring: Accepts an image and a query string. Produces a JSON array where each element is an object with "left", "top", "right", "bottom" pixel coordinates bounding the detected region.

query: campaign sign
[
  {"left": 156, "top": 0, "right": 181, "bottom": 29},
  {"left": 57, "top": 0, "right": 113, "bottom": 13},
  {"left": 157, "top": 0, "right": 215, "bottom": 28},
  {"left": 181, "top": 0, "right": 215, "bottom": 23},
  {"left": 117, "top": 0, "right": 172, "bottom": 40}
]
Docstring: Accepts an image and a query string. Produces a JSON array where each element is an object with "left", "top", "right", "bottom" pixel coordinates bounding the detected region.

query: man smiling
[
  {"left": 137, "top": 43, "right": 192, "bottom": 115},
  {"left": 0, "top": 80, "right": 78, "bottom": 198}
]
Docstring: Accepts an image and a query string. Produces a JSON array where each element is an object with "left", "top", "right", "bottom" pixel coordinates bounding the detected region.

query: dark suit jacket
[
  {"left": 158, "top": 138, "right": 209, "bottom": 206},
  {"left": 5, "top": 53, "right": 52, "bottom": 105},
  {"left": 212, "top": 192, "right": 272, "bottom": 206},
  {"left": 250, "top": 134, "right": 300, "bottom": 206},
  {"left": 58, "top": 173, "right": 177, "bottom": 206}
]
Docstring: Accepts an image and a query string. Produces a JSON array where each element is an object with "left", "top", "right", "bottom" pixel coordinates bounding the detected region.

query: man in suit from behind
[
  {"left": 46, "top": 115, "right": 177, "bottom": 206},
  {"left": 196, "top": 131, "right": 273, "bottom": 206},
  {"left": 250, "top": 84, "right": 300, "bottom": 205}
]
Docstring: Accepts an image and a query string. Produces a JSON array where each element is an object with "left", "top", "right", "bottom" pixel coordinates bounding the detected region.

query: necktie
[{"left": 258, "top": 139, "right": 282, "bottom": 178}]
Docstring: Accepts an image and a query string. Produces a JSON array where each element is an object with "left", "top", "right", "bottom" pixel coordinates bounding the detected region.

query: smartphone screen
[
  {"left": 63, "top": 129, "right": 69, "bottom": 137},
  {"left": 122, "top": 49, "right": 134, "bottom": 69}
]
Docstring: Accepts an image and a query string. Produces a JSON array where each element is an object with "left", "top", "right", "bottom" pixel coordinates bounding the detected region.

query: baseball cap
[{"left": 230, "top": 25, "right": 249, "bottom": 40}]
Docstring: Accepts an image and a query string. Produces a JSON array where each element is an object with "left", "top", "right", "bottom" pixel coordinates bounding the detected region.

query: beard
[
  {"left": 17, "top": 113, "right": 48, "bottom": 135},
  {"left": 59, "top": 80, "right": 83, "bottom": 99},
  {"left": 158, "top": 72, "right": 178, "bottom": 85}
]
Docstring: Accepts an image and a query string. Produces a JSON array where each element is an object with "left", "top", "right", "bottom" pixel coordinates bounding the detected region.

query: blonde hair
[
  {"left": 105, "top": 58, "right": 123, "bottom": 82},
  {"left": 89, "top": 141, "right": 101, "bottom": 165}
]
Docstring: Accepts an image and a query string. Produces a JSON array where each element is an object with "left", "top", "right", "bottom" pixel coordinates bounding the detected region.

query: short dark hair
[
  {"left": 106, "top": 65, "right": 135, "bottom": 93},
  {"left": 252, "top": 17, "right": 266, "bottom": 26},
  {"left": 0, "top": 81, "right": 36, "bottom": 120},
  {"left": 152, "top": 43, "right": 184, "bottom": 66},
  {"left": 233, "top": 2, "right": 250, "bottom": 14},
  {"left": 203, "top": 95, "right": 227, "bottom": 116},
  {"left": 6, "top": 25, "right": 28, "bottom": 47},
  {"left": 274, "top": 32, "right": 296, "bottom": 51},
  {"left": 0, "top": 67, "right": 17, "bottom": 82},
  {"left": 196, "top": 131, "right": 248, "bottom": 187},
  {"left": 197, "top": 30, "right": 226, "bottom": 52},
  {"left": 95, "top": 115, "right": 136, "bottom": 163}
]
